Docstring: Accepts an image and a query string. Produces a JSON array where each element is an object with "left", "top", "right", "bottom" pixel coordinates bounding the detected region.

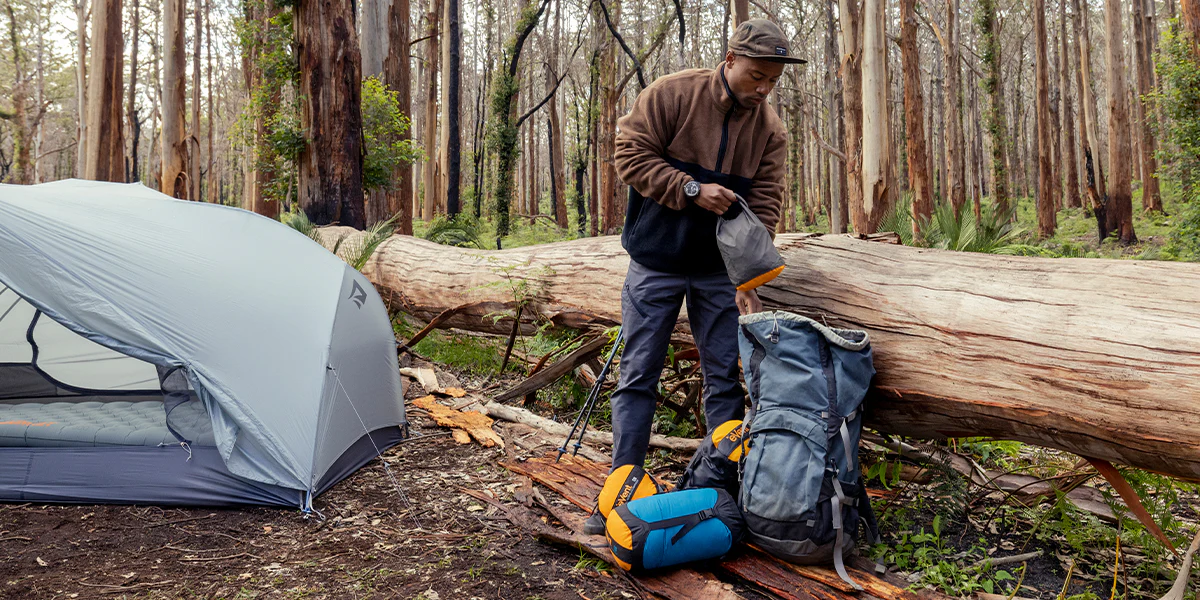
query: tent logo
[{"left": 348, "top": 281, "right": 368, "bottom": 309}]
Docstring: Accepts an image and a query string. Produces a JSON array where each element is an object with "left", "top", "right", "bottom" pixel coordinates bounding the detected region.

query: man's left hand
[{"left": 735, "top": 289, "right": 762, "bottom": 315}]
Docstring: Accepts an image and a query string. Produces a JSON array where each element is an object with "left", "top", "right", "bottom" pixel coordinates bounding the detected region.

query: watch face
[{"left": 685, "top": 181, "right": 700, "bottom": 197}]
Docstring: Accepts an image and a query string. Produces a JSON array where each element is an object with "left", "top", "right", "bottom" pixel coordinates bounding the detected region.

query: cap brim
[{"left": 742, "top": 53, "right": 807, "bottom": 64}]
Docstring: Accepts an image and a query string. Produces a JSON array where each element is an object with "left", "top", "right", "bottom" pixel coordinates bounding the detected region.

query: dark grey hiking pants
[{"left": 610, "top": 260, "right": 745, "bottom": 469}]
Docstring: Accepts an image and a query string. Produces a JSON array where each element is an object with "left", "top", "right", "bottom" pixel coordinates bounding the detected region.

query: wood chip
[
  {"left": 399, "top": 367, "right": 440, "bottom": 393},
  {"left": 412, "top": 396, "right": 504, "bottom": 448},
  {"left": 451, "top": 429, "right": 472, "bottom": 444}
]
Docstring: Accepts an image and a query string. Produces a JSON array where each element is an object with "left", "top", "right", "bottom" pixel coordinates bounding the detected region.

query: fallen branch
[
  {"left": 482, "top": 401, "right": 700, "bottom": 453},
  {"left": 495, "top": 335, "right": 608, "bottom": 402},
  {"left": 972, "top": 550, "right": 1042, "bottom": 569},
  {"left": 1159, "top": 529, "right": 1200, "bottom": 600}
]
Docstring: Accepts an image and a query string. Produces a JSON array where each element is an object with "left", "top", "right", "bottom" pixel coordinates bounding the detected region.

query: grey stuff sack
[
  {"left": 715, "top": 195, "right": 785, "bottom": 292},
  {"left": 737, "top": 311, "right": 884, "bottom": 590}
]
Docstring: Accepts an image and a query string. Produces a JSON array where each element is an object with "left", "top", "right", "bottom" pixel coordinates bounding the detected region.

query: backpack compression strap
[{"left": 830, "top": 477, "right": 863, "bottom": 591}]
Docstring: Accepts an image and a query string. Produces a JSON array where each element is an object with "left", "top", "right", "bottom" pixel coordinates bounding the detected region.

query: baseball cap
[{"left": 727, "top": 19, "right": 806, "bottom": 64}]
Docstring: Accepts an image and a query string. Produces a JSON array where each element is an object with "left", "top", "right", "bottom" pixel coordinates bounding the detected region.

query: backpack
[
  {"left": 675, "top": 419, "right": 749, "bottom": 498},
  {"left": 736, "top": 311, "right": 884, "bottom": 590},
  {"left": 606, "top": 487, "right": 744, "bottom": 572}
]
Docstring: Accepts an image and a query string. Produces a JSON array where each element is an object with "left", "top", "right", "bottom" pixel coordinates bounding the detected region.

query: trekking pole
[
  {"left": 556, "top": 326, "right": 623, "bottom": 462},
  {"left": 571, "top": 327, "right": 624, "bottom": 458}
]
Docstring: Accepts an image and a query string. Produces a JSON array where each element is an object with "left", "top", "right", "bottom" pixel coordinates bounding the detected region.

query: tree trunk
[
  {"left": 977, "top": 0, "right": 1010, "bottom": 214},
  {"left": 5, "top": 3, "right": 32, "bottom": 185},
  {"left": 944, "top": 0, "right": 965, "bottom": 214},
  {"left": 599, "top": 6, "right": 619, "bottom": 234},
  {"left": 322, "top": 229, "right": 1200, "bottom": 483},
  {"left": 126, "top": 0, "right": 140, "bottom": 184},
  {"left": 838, "top": 0, "right": 864, "bottom": 234},
  {"left": 900, "top": 0, "right": 931, "bottom": 238},
  {"left": 363, "top": 0, "right": 390, "bottom": 225},
  {"left": 439, "top": 0, "right": 460, "bottom": 217},
  {"left": 732, "top": 0, "right": 748, "bottom": 25},
  {"left": 189, "top": 0, "right": 201, "bottom": 200},
  {"left": 1060, "top": 0, "right": 1081, "bottom": 209},
  {"left": 83, "top": 0, "right": 125, "bottom": 183},
  {"left": 422, "top": 0, "right": 442, "bottom": 221},
  {"left": 75, "top": 0, "right": 89, "bottom": 178},
  {"left": 204, "top": 0, "right": 212, "bottom": 201},
  {"left": 859, "top": 0, "right": 888, "bottom": 234},
  {"left": 548, "top": 0, "right": 568, "bottom": 229},
  {"left": 1075, "top": 0, "right": 1107, "bottom": 214},
  {"left": 825, "top": 0, "right": 846, "bottom": 233},
  {"left": 296, "top": 0, "right": 366, "bottom": 228},
  {"left": 383, "top": 0, "right": 414, "bottom": 234},
  {"left": 241, "top": 0, "right": 279, "bottom": 218},
  {"left": 161, "top": 0, "right": 188, "bottom": 195},
  {"left": 1132, "top": 0, "right": 1162, "bottom": 212},
  {"left": 1103, "top": 0, "right": 1137, "bottom": 244},
  {"left": 1036, "top": 0, "right": 1057, "bottom": 237}
]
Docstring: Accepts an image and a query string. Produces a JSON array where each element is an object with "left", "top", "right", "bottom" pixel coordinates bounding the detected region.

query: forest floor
[{"left": 3, "top": 343, "right": 1198, "bottom": 600}]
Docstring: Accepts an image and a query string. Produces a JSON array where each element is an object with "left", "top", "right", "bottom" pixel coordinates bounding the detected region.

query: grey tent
[{"left": 0, "top": 180, "right": 407, "bottom": 508}]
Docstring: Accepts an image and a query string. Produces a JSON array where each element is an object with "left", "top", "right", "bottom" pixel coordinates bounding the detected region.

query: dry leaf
[{"left": 35, "top": 557, "right": 47, "bottom": 567}]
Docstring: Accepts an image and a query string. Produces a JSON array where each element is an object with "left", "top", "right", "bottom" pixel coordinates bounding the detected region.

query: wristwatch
[{"left": 683, "top": 179, "right": 701, "bottom": 199}]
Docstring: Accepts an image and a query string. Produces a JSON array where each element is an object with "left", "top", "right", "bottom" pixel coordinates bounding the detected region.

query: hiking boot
[{"left": 583, "top": 508, "right": 607, "bottom": 536}]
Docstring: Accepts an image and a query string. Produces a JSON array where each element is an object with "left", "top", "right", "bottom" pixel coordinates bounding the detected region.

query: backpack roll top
[
  {"left": 676, "top": 419, "right": 749, "bottom": 496},
  {"left": 736, "top": 310, "right": 881, "bottom": 591},
  {"left": 606, "top": 488, "right": 744, "bottom": 572},
  {"left": 598, "top": 464, "right": 662, "bottom": 520}
]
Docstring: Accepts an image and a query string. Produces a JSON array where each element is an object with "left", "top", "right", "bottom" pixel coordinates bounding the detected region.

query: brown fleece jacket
[{"left": 614, "top": 63, "right": 787, "bottom": 275}]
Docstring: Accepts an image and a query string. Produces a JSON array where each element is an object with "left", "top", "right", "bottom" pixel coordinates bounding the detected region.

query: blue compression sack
[{"left": 606, "top": 487, "right": 744, "bottom": 572}]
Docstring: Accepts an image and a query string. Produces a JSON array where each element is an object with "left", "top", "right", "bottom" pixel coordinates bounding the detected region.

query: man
[{"left": 584, "top": 19, "right": 802, "bottom": 534}]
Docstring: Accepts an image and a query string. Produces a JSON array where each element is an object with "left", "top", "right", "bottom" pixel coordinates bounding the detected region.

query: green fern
[
  {"left": 282, "top": 210, "right": 322, "bottom": 243},
  {"left": 339, "top": 217, "right": 396, "bottom": 271},
  {"left": 424, "top": 215, "right": 483, "bottom": 248}
]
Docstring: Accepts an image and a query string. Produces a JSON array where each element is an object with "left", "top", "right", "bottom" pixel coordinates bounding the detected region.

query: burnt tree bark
[{"left": 296, "top": 0, "right": 366, "bottom": 228}]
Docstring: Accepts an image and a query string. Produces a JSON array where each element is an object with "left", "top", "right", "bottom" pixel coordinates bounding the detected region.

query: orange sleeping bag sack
[{"left": 596, "top": 464, "right": 663, "bottom": 521}]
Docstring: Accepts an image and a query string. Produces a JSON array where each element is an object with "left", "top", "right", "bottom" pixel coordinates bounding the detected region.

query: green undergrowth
[{"left": 866, "top": 436, "right": 1200, "bottom": 598}]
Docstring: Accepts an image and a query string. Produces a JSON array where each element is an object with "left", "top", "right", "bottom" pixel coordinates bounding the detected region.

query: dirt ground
[{"left": 0, "top": 409, "right": 643, "bottom": 600}]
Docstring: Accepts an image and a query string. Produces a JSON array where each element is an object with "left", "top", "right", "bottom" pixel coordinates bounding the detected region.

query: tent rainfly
[{"left": 0, "top": 180, "right": 407, "bottom": 508}]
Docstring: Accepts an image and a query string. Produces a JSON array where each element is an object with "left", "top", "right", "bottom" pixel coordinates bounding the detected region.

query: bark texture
[
  {"left": 84, "top": 0, "right": 126, "bottom": 183},
  {"left": 838, "top": 0, "right": 865, "bottom": 234},
  {"left": 1103, "top": 0, "right": 1136, "bottom": 243},
  {"left": 383, "top": 0, "right": 414, "bottom": 234},
  {"left": 900, "top": 0, "right": 932, "bottom": 234},
  {"left": 859, "top": 0, "right": 889, "bottom": 234},
  {"left": 320, "top": 230, "right": 1200, "bottom": 482},
  {"left": 1035, "top": 0, "right": 1057, "bottom": 237},
  {"left": 296, "top": 0, "right": 366, "bottom": 228},
  {"left": 1132, "top": 0, "right": 1162, "bottom": 212}
]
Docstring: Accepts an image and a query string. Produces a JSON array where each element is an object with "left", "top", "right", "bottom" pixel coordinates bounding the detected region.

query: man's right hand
[{"left": 693, "top": 183, "right": 737, "bottom": 215}]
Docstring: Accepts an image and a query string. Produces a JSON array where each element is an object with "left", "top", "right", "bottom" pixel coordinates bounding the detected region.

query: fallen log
[
  {"left": 326, "top": 229, "right": 1200, "bottom": 481},
  {"left": 482, "top": 401, "right": 700, "bottom": 454}
]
